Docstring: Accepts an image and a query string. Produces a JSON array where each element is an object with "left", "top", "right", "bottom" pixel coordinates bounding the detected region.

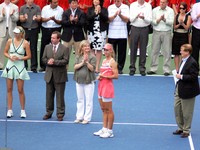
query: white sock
[{"left": 102, "top": 127, "right": 107, "bottom": 131}]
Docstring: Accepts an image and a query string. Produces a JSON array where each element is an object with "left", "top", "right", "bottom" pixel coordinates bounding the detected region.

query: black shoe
[
  {"left": 181, "top": 132, "right": 189, "bottom": 138},
  {"left": 164, "top": 72, "right": 170, "bottom": 76},
  {"left": 173, "top": 130, "right": 183, "bottom": 135},
  {"left": 129, "top": 71, "right": 135, "bottom": 76},
  {"left": 118, "top": 70, "right": 123, "bottom": 74},
  {"left": 43, "top": 114, "right": 52, "bottom": 120},
  {"left": 39, "top": 68, "right": 45, "bottom": 72},
  {"left": 140, "top": 71, "right": 146, "bottom": 76},
  {"left": 147, "top": 71, "right": 156, "bottom": 75},
  {"left": 0, "top": 68, "right": 3, "bottom": 70},
  {"left": 31, "top": 69, "right": 37, "bottom": 73},
  {"left": 57, "top": 114, "right": 64, "bottom": 121}
]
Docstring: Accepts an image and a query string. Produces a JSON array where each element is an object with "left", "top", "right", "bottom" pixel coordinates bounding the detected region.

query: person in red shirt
[
  {"left": 78, "top": 0, "right": 92, "bottom": 13},
  {"left": 13, "top": 0, "right": 25, "bottom": 9},
  {"left": 59, "top": 0, "right": 69, "bottom": 10},
  {"left": 103, "top": 0, "right": 114, "bottom": 8},
  {"left": 34, "top": 0, "right": 48, "bottom": 9}
]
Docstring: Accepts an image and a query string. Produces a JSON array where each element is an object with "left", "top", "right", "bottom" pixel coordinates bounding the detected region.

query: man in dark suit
[
  {"left": 42, "top": 31, "right": 69, "bottom": 121},
  {"left": 173, "top": 44, "right": 199, "bottom": 138},
  {"left": 61, "top": 0, "right": 85, "bottom": 56}
]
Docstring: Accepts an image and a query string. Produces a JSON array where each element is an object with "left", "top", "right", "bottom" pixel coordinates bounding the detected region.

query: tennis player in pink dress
[{"left": 94, "top": 43, "right": 118, "bottom": 138}]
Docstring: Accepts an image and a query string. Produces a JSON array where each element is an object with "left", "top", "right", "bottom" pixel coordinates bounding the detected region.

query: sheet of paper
[{"left": 172, "top": 69, "right": 179, "bottom": 85}]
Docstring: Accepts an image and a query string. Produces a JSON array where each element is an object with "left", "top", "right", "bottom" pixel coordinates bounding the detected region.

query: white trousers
[{"left": 75, "top": 82, "right": 95, "bottom": 121}]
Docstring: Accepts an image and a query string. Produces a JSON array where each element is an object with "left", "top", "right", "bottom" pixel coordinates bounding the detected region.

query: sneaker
[
  {"left": 20, "top": 110, "right": 26, "bottom": 118},
  {"left": 137, "top": 48, "right": 140, "bottom": 56},
  {"left": 74, "top": 119, "right": 82, "bottom": 123},
  {"left": 7, "top": 110, "right": 13, "bottom": 118},
  {"left": 93, "top": 128, "right": 106, "bottom": 136},
  {"left": 82, "top": 120, "right": 89, "bottom": 124},
  {"left": 100, "top": 130, "right": 114, "bottom": 138}
]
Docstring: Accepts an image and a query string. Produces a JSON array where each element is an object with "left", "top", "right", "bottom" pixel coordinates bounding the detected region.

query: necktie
[{"left": 53, "top": 46, "right": 56, "bottom": 57}]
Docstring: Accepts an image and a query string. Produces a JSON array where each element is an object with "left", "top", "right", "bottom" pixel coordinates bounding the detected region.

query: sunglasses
[{"left": 179, "top": 7, "right": 186, "bottom": 10}]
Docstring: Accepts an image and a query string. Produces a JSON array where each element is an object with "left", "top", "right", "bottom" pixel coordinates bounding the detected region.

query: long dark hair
[
  {"left": 180, "top": 2, "right": 187, "bottom": 13},
  {"left": 93, "top": 0, "right": 104, "bottom": 7}
]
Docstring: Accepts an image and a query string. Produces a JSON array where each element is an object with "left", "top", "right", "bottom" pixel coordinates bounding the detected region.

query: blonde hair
[
  {"left": 104, "top": 43, "right": 115, "bottom": 59},
  {"left": 181, "top": 44, "right": 193, "bottom": 54},
  {"left": 77, "top": 40, "right": 90, "bottom": 56}
]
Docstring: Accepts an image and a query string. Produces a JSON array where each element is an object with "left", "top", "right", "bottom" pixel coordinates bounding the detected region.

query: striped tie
[{"left": 53, "top": 45, "right": 56, "bottom": 57}]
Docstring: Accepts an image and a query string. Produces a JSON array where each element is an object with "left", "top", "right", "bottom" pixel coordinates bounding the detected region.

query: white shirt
[
  {"left": 108, "top": 3, "right": 130, "bottom": 39},
  {"left": 191, "top": 2, "right": 200, "bottom": 29},
  {"left": 179, "top": 56, "right": 189, "bottom": 74},
  {"left": 70, "top": 8, "right": 77, "bottom": 17},
  {"left": 52, "top": 43, "right": 60, "bottom": 53},
  {"left": 130, "top": 1, "right": 152, "bottom": 27},
  {"left": 41, "top": 5, "right": 63, "bottom": 28},
  {"left": 152, "top": 6, "right": 174, "bottom": 31}
]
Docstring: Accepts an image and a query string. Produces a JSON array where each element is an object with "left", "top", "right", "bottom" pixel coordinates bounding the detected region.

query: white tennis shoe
[
  {"left": 20, "top": 110, "right": 26, "bottom": 118},
  {"left": 7, "top": 110, "right": 13, "bottom": 118},
  {"left": 93, "top": 128, "right": 106, "bottom": 136},
  {"left": 100, "top": 130, "right": 114, "bottom": 138}
]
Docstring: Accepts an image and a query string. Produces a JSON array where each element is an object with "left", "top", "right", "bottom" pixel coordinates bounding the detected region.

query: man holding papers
[{"left": 173, "top": 44, "right": 199, "bottom": 138}]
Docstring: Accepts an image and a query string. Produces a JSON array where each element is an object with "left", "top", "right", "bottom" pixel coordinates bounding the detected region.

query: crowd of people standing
[
  {"left": 0, "top": 0, "right": 200, "bottom": 74},
  {"left": 0, "top": 0, "right": 200, "bottom": 139}
]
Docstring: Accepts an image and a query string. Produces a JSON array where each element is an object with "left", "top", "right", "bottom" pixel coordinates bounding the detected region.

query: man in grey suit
[
  {"left": 0, "top": 0, "right": 19, "bottom": 69},
  {"left": 42, "top": 31, "right": 69, "bottom": 121}
]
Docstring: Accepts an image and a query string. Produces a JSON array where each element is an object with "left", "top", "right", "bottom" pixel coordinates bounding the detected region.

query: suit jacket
[
  {"left": 61, "top": 8, "right": 85, "bottom": 42},
  {"left": 42, "top": 43, "right": 69, "bottom": 83},
  {"left": 86, "top": 6, "right": 108, "bottom": 32},
  {"left": 177, "top": 56, "right": 200, "bottom": 99},
  {"left": 0, "top": 2, "right": 19, "bottom": 38}
]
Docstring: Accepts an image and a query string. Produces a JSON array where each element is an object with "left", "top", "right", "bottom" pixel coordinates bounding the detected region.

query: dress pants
[
  {"left": 46, "top": 78, "right": 66, "bottom": 116},
  {"left": 0, "top": 29, "right": 10, "bottom": 68},
  {"left": 75, "top": 82, "right": 95, "bottom": 121},
  {"left": 191, "top": 26, "right": 200, "bottom": 64},
  {"left": 174, "top": 85, "right": 195, "bottom": 134},
  {"left": 63, "top": 36, "right": 81, "bottom": 56},
  {"left": 150, "top": 30, "right": 172, "bottom": 73},
  {"left": 108, "top": 38, "right": 127, "bottom": 71},
  {"left": 129, "top": 26, "right": 149, "bottom": 72},
  {"left": 24, "top": 28, "right": 39, "bottom": 70}
]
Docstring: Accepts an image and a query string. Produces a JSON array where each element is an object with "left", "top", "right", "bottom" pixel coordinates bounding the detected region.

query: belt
[
  {"left": 42, "top": 27, "right": 61, "bottom": 30},
  {"left": 24, "top": 27, "right": 37, "bottom": 31},
  {"left": 174, "top": 29, "right": 188, "bottom": 33}
]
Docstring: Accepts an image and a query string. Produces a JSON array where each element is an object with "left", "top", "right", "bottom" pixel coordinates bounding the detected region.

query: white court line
[
  {"left": 0, "top": 119, "right": 195, "bottom": 149},
  {"left": 27, "top": 71, "right": 200, "bottom": 78},
  {"left": 0, "top": 119, "right": 177, "bottom": 126},
  {"left": 189, "top": 134, "right": 195, "bottom": 150}
]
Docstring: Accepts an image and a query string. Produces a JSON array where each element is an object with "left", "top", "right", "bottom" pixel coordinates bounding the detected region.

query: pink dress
[{"left": 98, "top": 59, "right": 114, "bottom": 98}]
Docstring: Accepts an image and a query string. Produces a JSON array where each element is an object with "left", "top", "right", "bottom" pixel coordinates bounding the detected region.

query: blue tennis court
[{"left": 0, "top": 72, "right": 200, "bottom": 150}]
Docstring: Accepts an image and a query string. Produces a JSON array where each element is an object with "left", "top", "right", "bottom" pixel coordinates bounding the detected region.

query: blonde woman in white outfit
[{"left": 73, "top": 40, "right": 96, "bottom": 124}]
